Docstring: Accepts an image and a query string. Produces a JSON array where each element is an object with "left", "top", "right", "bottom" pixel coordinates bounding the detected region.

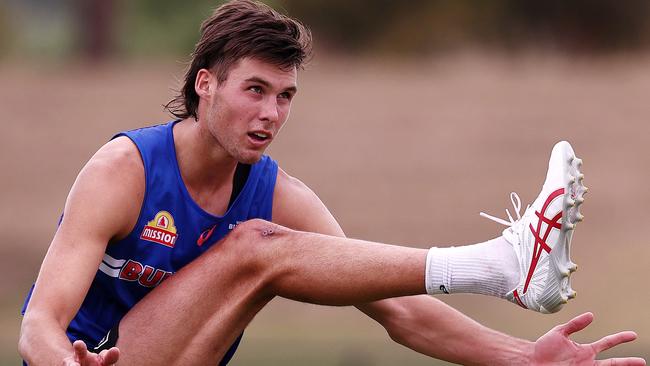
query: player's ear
[{"left": 195, "top": 69, "right": 213, "bottom": 99}]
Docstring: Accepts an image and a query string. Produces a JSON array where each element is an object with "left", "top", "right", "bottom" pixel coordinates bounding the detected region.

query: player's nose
[{"left": 258, "top": 97, "right": 279, "bottom": 123}]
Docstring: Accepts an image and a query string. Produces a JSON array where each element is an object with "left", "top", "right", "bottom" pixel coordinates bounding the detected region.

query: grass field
[{"left": 2, "top": 51, "right": 649, "bottom": 364}]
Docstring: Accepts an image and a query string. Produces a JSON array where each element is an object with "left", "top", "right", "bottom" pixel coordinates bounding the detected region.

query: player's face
[{"left": 203, "top": 57, "right": 297, "bottom": 164}]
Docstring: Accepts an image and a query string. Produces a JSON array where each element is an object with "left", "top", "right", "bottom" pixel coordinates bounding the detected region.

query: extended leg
[
  {"left": 114, "top": 141, "right": 586, "bottom": 363},
  {"left": 115, "top": 219, "right": 426, "bottom": 365}
]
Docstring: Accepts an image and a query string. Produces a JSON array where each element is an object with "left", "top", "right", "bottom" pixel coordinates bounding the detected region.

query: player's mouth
[{"left": 247, "top": 131, "right": 273, "bottom": 147}]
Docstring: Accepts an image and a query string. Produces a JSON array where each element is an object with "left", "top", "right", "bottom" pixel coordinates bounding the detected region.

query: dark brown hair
[{"left": 165, "top": 0, "right": 312, "bottom": 120}]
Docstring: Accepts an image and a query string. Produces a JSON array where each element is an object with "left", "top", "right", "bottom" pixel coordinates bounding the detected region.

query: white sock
[{"left": 425, "top": 237, "right": 520, "bottom": 298}]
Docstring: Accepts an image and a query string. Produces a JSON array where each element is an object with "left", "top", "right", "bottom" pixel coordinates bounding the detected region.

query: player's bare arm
[
  {"left": 272, "top": 168, "right": 644, "bottom": 365},
  {"left": 18, "top": 137, "right": 141, "bottom": 365}
]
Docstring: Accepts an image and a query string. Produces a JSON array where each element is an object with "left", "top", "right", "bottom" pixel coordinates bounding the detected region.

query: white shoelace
[{"left": 480, "top": 192, "right": 529, "bottom": 227}]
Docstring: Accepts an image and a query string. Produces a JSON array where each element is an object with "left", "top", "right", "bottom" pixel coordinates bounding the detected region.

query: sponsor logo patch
[{"left": 140, "top": 210, "right": 178, "bottom": 248}]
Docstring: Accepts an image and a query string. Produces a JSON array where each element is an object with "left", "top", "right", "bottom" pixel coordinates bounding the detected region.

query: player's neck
[{"left": 173, "top": 119, "right": 238, "bottom": 203}]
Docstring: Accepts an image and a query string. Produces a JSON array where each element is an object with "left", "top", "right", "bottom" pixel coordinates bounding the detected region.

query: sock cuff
[
  {"left": 425, "top": 238, "right": 517, "bottom": 298},
  {"left": 425, "top": 247, "right": 450, "bottom": 295}
]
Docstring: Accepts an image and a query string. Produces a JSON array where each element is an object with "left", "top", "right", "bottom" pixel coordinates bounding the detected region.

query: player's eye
[
  {"left": 248, "top": 86, "right": 263, "bottom": 94},
  {"left": 278, "top": 92, "right": 292, "bottom": 100}
]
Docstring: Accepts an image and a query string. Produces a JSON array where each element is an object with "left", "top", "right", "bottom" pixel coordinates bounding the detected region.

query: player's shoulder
[
  {"left": 74, "top": 136, "right": 145, "bottom": 203},
  {"left": 85, "top": 136, "right": 143, "bottom": 177},
  {"left": 63, "top": 136, "right": 145, "bottom": 239},
  {"left": 274, "top": 167, "right": 317, "bottom": 205},
  {"left": 273, "top": 167, "right": 344, "bottom": 235}
]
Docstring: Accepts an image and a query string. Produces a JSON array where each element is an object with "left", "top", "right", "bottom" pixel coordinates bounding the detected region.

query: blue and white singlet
[{"left": 22, "top": 120, "right": 278, "bottom": 365}]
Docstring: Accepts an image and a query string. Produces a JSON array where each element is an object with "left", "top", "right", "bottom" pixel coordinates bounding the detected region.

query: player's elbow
[
  {"left": 385, "top": 326, "right": 408, "bottom": 346},
  {"left": 385, "top": 317, "right": 414, "bottom": 347},
  {"left": 18, "top": 310, "right": 61, "bottom": 363},
  {"left": 373, "top": 301, "right": 416, "bottom": 347},
  {"left": 18, "top": 310, "right": 45, "bottom": 362},
  {"left": 18, "top": 316, "right": 34, "bottom": 362}
]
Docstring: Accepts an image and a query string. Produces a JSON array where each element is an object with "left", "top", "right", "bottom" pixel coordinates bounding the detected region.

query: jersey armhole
[
  {"left": 109, "top": 134, "right": 148, "bottom": 243},
  {"left": 228, "top": 163, "right": 251, "bottom": 209}
]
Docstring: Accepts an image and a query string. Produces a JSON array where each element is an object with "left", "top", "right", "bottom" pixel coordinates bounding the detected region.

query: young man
[{"left": 19, "top": 1, "right": 644, "bottom": 365}]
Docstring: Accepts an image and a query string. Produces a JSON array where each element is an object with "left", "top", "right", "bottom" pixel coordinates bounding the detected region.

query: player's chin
[{"left": 237, "top": 150, "right": 264, "bottom": 165}]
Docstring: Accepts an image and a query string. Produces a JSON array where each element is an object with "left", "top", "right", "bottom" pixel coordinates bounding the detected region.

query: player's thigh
[
  {"left": 114, "top": 297, "right": 270, "bottom": 365},
  {"left": 114, "top": 223, "right": 280, "bottom": 364}
]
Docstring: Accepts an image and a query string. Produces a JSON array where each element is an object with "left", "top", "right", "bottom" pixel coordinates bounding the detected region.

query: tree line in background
[
  {"left": 287, "top": 0, "right": 650, "bottom": 54},
  {"left": 2, "top": 0, "right": 649, "bottom": 61}
]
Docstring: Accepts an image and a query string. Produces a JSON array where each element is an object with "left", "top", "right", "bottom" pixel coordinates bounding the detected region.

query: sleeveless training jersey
[{"left": 22, "top": 121, "right": 278, "bottom": 365}]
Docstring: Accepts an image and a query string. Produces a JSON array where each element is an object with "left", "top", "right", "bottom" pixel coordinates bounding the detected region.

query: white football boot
[{"left": 480, "top": 141, "right": 587, "bottom": 313}]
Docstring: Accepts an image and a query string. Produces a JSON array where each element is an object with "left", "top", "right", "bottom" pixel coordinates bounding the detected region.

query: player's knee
[
  {"left": 223, "top": 219, "right": 291, "bottom": 271},
  {"left": 228, "top": 219, "right": 286, "bottom": 243}
]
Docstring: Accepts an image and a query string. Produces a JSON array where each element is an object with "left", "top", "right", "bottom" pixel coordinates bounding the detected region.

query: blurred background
[{"left": 2, "top": 0, "right": 649, "bottom": 364}]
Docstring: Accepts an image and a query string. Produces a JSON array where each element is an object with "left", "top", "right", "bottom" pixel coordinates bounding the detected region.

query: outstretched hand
[
  {"left": 61, "top": 340, "right": 120, "bottom": 366},
  {"left": 532, "top": 312, "right": 645, "bottom": 365}
]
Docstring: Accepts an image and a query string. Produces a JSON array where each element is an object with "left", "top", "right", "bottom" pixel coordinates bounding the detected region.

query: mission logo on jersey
[{"left": 140, "top": 210, "right": 178, "bottom": 248}]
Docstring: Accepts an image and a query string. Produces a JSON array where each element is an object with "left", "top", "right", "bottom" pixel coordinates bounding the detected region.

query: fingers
[
  {"left": 559, "top": 312, "right": 594, "bottom": 336},
  {"left": 98, "top": 347, "right": 121, "bottom": 365},
  {"left": 591, "top": 331, "right": 638, "bottom": 353},
  {"left": 73, "top": 340, "right": 120, "bottom": 366},
  {"left": 595, "top": 357, "right": 647, "bottom": 366},
  {"left": 72, "top": 340, "right": 90, "bottom": 362}
]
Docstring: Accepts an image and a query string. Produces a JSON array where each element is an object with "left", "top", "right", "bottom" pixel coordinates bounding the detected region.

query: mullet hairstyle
[{"left": 164, "top": 0, "right": 313, "bottom": 120}]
